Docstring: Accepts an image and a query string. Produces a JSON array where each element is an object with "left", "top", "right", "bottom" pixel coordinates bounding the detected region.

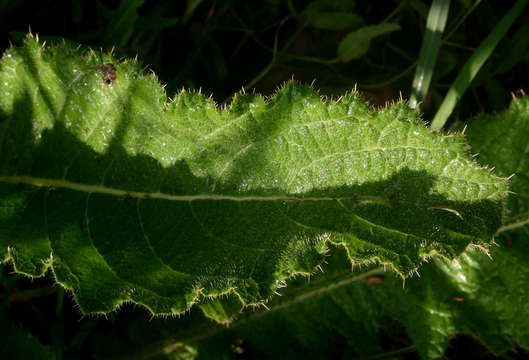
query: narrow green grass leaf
[
  {"left": 409, "top": 0, "right": 451, "bottom": 109},
  {"left": 430, "top": 0, "right": 528, "bottom": 131}
]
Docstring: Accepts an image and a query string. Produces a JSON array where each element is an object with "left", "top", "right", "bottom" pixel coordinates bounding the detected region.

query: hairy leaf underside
[
  {"left": 0, "top": 36, "right": 507, "bottom": 317},
  {"left": 147, "top": 97, "right": 528, "bottom": 360},
  {"left": 113, "top": 97, "right": 529, "bottom": 360}
]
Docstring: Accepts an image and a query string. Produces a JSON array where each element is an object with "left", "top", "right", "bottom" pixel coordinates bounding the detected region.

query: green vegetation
[{"left": 1, "top": 1, "right": 528, "bottom": 359}]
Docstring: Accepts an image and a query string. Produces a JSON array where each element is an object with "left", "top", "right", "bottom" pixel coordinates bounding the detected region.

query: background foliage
[{"left": 1, "top": 1, "right": 529, "bottom": 359}]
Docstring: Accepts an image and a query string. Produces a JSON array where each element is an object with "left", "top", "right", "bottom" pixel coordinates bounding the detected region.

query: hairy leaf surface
[
  {"left": 0, "top": 36, "right": 506, "bottom": 316},
  {"left": 377, "top": 96, "right": 529, "bottom": 358},
  {"left": 468, "top": 96, "right": 529, "bottom": 232},
  {"left": 105, "top": 100, "right": 529, "bottom": 360},
  {"left": 148, "top": 96, "right": 529, "bottom": 360}
]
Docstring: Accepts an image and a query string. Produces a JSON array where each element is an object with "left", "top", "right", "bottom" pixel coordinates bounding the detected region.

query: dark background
[{"left": 1, "top": 1, "right": 527, "bottom": 118}]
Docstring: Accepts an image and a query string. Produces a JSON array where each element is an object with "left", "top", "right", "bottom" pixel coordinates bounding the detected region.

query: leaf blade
[
  {"left": 337, "top": 23, "right": 401, "bottom": 62},
  {"left": 0, "top": 36, "right": 507, "bottom": 317},
  {"left": 409, "top": 0, "right": 451, "bottom": 109}
]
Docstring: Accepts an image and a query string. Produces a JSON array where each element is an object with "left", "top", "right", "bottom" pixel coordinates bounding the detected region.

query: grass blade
[
  {"left": 430, "top": 0, "right": 528, "bottom": 131},
  {"left": 409, "top": 0, "right": 451, "bottom": 109}
]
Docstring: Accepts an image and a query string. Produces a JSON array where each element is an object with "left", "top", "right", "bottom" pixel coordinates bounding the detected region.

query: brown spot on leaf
[
  {"left": 95, "top": 63, "right": 117, "bottom": 85},
  {"left": 366, "top": 276, "right": 384, "bottom": 284},
  {"left": 451, "top": 297, "right": 465, "bottom": 302}
]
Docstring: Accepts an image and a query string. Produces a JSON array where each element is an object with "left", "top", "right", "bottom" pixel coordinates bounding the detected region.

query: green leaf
[
  {"left": 386, "top": 94, "right": 529, "bottom": 355},
  {"left": 409, "top": 0, "right": 451, "bottom": 109},
  {"left": 338, "top": 23, "right": 401, "bottom": 62},
  {"left": 374, "top": 96, "right": 529, "bottom": 358},
  {"left": 468, "top": 96, "right": 529, "bottom": 231},
  {"left": 335, "top": 96, "right": 529, "bottom": 359},
  {"left": 110, "top": 236, "right": 529, "bottom": 360},
  {"left": 373, "top": 96, "right": 529, "bottom": 358},
  {"left": 305, "top": 1, "right": 364, "bottom": 31},
  {"left": 100, "top": 92, "right": 529, "bottom": 360},
  {"left": 0, "top": 36, "right": 506, "bottom": 318}
]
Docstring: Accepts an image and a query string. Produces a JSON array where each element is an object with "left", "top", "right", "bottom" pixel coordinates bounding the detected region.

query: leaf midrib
[{"left": 0, "top": 175, "right": 388, "bottom": 202}]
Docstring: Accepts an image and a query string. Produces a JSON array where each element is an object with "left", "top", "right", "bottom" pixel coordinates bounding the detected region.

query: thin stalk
[
  {"left": 359, "top": 61, "right": 417, "bottom": 89},
  {"left": 441, "top": 40, "right": 476, "bottom": 51},
  {"left": 409, "top": 0, "right": 451, "bottom": 109},
  {"left": 286, "top": 0, "right": 297, "bottom": 16},
  {"left": 387, "top": 43, "right": 415, "bottom": 62},
  {"left": 365, "top": 345, "right": 417, "bottom": 359},
  {"left": 430, "top": 0, "right": 528, "bottom": 131},
  {"left": 281, "top": 18, "right": 308, "bottom": 52},
  {"left": 444, "top": 0, "right": 483, "bottom": 41},
  {"left": 243, "top": 18, "right": 286, "bottom": 90},
  {"left": 381, "top": 0, "right": 409, "bottom": 23}
]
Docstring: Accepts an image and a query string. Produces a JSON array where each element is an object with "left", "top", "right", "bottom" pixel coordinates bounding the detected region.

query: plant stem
[
  {"left": 365, "top": 345, "right": 417, "bottom": 359},
  {"left": 444, "top": 0, "right": 483, "bottom": 41},
  {"left": 386, "top": 43, "right": 415, "bottom": 62},
  {"left": 381, "top": 0, "right": 409, "bottom": 23},
  {"left": 359, "top": 61, "right": 417, "bottom": 89}
]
